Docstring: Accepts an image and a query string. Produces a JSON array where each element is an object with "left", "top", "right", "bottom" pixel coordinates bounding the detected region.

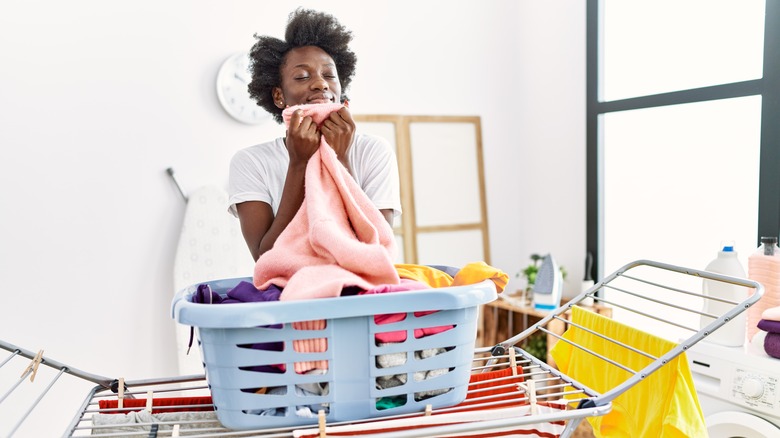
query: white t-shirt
[{"left": 228, "top": 133, "right": 402, "bottom": 218}]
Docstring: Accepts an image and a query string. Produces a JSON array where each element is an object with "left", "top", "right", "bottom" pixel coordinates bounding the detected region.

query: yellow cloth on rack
[
  {"left": 550, "top": 307, "right": 706, "bottom": 438},
  {"left": 395, "top": 262, "right": 508, "bottom": 293}
]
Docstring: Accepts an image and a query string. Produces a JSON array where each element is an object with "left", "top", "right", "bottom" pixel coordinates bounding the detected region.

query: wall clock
[{"left": 216, "top": 52, "right": 270, "bottom": 125}]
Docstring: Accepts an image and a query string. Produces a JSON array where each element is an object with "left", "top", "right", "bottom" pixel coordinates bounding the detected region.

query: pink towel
[
  {"left": 253, "top": 103, "right": 400, "bottom": 373},
  {"left": 253, "top": 102, "right": 400, "bottom": 299}
]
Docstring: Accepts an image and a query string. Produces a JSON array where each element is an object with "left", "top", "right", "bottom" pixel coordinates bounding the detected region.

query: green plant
[{"left": 522, "top": 331, "right": 547, "bottom": 362}]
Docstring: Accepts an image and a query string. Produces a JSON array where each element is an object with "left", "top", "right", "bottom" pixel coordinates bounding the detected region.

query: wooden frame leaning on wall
[{"left": 354, "top": 114, "right": 491, "bottom": 266}]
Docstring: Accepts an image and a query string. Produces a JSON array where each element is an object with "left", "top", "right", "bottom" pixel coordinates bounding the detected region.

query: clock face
[{"left": 216, "top": 52, "right": 270, "bottom": 125}]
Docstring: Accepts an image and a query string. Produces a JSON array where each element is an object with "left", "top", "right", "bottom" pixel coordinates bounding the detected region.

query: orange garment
[
  {"left": 453, "top": 261, "right": 509, "bottom": 293},
  {"left": 456, "top": 366, "right": 525, "bottom": 409},
  {"left": 394, "top": 264, "right": 454, "bottom": 287},
  {"left": 395, "top": 262, "right": 508, "bottom": 293}
]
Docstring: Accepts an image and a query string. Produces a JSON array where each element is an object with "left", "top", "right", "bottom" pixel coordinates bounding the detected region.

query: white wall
[{"left": 0, "top": 0, "right": 585, "bottom": 435}]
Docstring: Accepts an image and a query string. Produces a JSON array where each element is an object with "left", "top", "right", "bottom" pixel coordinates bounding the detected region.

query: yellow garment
[
  {"left": 549, "top": 307, "right": 706, "bottom": 438},
  {"left": 394, "top": 264, "right": 454, "bottom": 288},
  {"left": 394, "top": 262, "right": 509, "bottom": 293},
  {"left": 453, "top": 261, "right": 508, "bottom": 293}
]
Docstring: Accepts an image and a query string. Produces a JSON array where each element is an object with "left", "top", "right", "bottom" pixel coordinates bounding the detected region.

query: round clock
[{"left": 216, "top": 52, "right": 270, "bottom": 125}]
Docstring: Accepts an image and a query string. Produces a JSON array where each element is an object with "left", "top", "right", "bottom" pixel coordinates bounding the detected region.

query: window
[
  {"left": 588, "top": 0, "right": 778, "bottom": 278},
  {"left": 587, "top": 1, "right": 779, "bottom": 339}
]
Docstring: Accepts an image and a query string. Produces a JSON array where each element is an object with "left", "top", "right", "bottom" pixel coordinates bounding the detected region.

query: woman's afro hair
[{"left": 248, "top": 8, "right": 357, "bottom": 124}]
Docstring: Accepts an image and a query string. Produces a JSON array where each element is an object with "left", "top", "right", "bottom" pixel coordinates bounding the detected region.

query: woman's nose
[{"left": 311, "top": 77, "right": 329, "bottom": 90}]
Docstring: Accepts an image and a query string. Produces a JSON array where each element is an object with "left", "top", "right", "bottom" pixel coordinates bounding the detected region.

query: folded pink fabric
[
  {"left": 253, "top": 103, "right": 400, "bottom": 300},
  {"left": 291, "top": 319, "right": 329, "bottom": 373},
  {"left": 763, "top": 306, "right": 780, "bottom": 321}
]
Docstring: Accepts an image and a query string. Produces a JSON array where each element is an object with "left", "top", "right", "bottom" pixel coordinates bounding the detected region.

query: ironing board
[{"left": 172, "top": 184, "right": 254, "bottom": 376}]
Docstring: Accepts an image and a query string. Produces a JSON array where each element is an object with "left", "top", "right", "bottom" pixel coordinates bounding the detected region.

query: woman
[{"left": 228, "top": 8, "right": 401, "bottom": 261}]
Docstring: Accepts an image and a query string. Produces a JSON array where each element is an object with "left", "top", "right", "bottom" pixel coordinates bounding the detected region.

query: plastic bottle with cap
[
  {"left": 747, "top": 236, "right": 780, "bottom": 341},
  {"left": 700, "top": 241, "right": 748, "bottom": 346}
]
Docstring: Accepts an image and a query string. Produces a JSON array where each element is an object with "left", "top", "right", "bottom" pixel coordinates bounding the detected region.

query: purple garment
[
  {"left": 764, "top": 332, "right": 780, "bottom": 359},
  {"left": 189, "top": 282, "right": 284, "bottom": 373},
  {"left": 757, "top": 318, "right": 780, "bottom": 334},
  {"left": 192, "top": 281, "right": 282, "bottom": 304}
]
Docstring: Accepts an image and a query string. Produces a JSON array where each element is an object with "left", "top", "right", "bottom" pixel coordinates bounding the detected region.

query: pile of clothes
[{"left": 755, "top": 306, "right": 780, "bottom": 359}]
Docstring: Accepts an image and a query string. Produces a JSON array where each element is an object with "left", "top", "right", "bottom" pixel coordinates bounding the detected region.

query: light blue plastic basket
[{"left": 171, "top": 277, "right": 497, "bottom": 430}]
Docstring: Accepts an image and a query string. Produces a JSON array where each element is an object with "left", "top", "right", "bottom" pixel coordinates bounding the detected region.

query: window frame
[{"left": 586, "top": 0, "right": 780, "bottom": 280}]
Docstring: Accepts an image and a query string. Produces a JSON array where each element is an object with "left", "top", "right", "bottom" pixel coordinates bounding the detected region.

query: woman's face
[{"left": 273, "top": 46, "right": 342, "bottom": 108}]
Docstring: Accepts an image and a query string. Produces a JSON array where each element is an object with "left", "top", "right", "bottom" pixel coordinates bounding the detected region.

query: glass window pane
[
  {"left": 603, "top": 0, "right": 765, "bottom": 101},
  {"left": 602, "top": 96, "right": 761, "bottom": 340}
]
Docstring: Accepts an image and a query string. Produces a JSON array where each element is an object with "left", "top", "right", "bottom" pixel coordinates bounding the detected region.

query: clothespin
[
  {"left": 517, "top": 380, "right": 538, "bottom": 415},
  {"left": 118, "top": 377, "right": 125, "bottom": 409},
  {"left": 21, "top": 349, "right": 44, "bottom": 382},
  {"left": 425, "top": 404, "right": 433, "bottom": 416},
  {"left": 508, "top": 347, "right": 517, "bottom": 376},
  {"left": 318, "top": 409, "right": 327, "bottom": 438},
  {"left": 171, "top": 424, "right": 180, "bottom": 437},
  {"left": 146, "top": 390, "right": 154, "bottom": 413}
]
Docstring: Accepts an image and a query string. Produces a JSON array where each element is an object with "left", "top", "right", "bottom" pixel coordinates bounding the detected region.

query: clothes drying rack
[{"left": 0, "top": 259, "right": 764, "bottom": 437}]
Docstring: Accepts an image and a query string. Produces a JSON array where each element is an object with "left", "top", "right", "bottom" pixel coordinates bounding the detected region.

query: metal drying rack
[{"left": 1, "top": 259, "right": 764, "bottom": 437}]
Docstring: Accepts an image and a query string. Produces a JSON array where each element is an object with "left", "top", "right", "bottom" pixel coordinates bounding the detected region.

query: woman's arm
[
  {"left": 237, "top": 110, "right": 320, "bottom": 261},
  {"left": 236, "top": 159, "right": 306, "bottom": 260},
  {"left": 380, "top": 208, "right": 394, "bottom": 228}
]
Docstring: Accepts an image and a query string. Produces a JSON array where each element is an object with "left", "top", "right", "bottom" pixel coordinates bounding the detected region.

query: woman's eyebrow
[{"left": 292, "top": 62, "right": 336, "bottom": 69}]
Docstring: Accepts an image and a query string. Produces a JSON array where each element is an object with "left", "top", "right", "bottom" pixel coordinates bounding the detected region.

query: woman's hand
[
  {"left": 321, "top": 106, "right": 356, "bottom": 169},
  {"left": 285, "top": 109, "right": 321, "bottom": 167}
]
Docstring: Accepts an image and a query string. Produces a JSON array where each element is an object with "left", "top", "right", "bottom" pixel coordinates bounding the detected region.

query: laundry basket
[{"left": 171, "top": 277, "right": 497, "bottom": 430}]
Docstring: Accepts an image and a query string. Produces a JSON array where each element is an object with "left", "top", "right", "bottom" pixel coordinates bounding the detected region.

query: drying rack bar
[
  {"left": 2, "top": 259, "right": 765, "bottom": 437},
  {"left": 0, "top": 339, "right": 114, "bottom": 389}
]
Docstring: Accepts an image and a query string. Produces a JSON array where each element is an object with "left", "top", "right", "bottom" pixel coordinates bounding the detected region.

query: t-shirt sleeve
[
  {"left": 227, "top": 148, "right": 273, "bottom": 217},
  {"left": 357, "top": 135, "right": 402, "bottom": 218}
]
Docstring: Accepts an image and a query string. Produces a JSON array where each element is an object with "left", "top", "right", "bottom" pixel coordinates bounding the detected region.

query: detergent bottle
[
  {"left": 700, "top": 241, "right": 748, "bottom": 346},
  {"left": 747, "top": 236, "right": 780, "bottom": 341}
]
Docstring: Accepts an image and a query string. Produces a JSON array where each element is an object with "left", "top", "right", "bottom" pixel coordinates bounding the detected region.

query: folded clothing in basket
[
  {"left": 757, "top": 306, "right": 780, "bottom": 358},
  {"left": 189, "top": 275, "right": 458, "bottom": 381}
]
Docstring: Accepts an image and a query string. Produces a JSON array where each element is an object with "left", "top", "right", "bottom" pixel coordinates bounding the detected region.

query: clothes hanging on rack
[{"left": 550, "top": 307, "right": 706, "bottom": 438}]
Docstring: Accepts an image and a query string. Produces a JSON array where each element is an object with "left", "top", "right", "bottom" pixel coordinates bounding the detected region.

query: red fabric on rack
[
  {"left": 98, "top": 396, "right": 214, "bottom": 414},
  {"left": 456, "top": 366, "right": 527, "bottom": 409},
  {"left": 292, "top": 365, "right": 567, "bottom": 437}
]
